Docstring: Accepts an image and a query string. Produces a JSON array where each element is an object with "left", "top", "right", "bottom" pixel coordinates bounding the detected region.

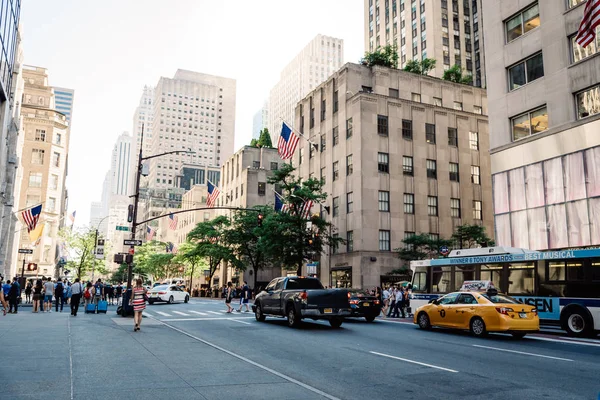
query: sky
[{"left": 19, "top": 0, "right": 364, "bottom": 227}]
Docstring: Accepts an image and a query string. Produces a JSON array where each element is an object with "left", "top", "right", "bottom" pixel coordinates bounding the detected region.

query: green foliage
[
  {"left": 396, "top": 234, "right": 453, "bottom": 262},
  {"left": 250, "top": 138, "right": 258, "bottom": 147},
  {"left": 451, "top": 224, "right": 495, "bottom": 249},
  {"left": 403, "top": 58, "right": 437, "bottom": 75},
  {"left": 361, "top": 45, "right": 399, "bottom": 69},
  {"left": 59, "top": 227, "right": 103, "bottom": 279},
  {"left": 109, "top": 263, "right": 129, "bottom": 283},
  {"left": 257, "top": 129, "right": 273, "bottom": 148},
  {"left": 173, "top": 241, "right": 207, "bottom": 287},
  {"left": 134, "top": 240, "right": 168, "bottom": 279},
  {"left": 442, "top": 65, "right": 473, "bottom": 85}
]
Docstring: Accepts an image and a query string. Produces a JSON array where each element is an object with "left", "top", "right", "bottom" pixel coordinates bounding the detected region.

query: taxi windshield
[{"left": 482, "top": 293, "right": 521, "bottom": 304}]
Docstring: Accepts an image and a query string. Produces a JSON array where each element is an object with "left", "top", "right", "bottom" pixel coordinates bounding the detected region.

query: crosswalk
[{"left": 144, "top": 308, "right": 253, "bottom": 319}]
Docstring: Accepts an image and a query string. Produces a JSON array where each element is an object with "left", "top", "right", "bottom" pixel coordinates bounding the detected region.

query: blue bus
[{"left": 410, "top": 247, "right": 600, "bottom": 338}]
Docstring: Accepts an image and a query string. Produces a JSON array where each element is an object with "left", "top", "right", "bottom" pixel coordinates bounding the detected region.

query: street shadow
[
  {"left": 423, "top": 327, "right": 537, "bottom": 342},
  {"left": 261, "top": 318, "right": 349, "bottom": 332}
]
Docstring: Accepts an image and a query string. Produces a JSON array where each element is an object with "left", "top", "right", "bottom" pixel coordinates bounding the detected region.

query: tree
[
  {"left": 396, "top": 234, "right": 453, "bottom": 262},
  {"left": 360, "top": 44, "right": 399, "bottom": 69},
  {"left": 264, "top": 163, "right": 344, "bottom": 275},
  {"left": 59, "top": 227, "right": 101, "bottom": 279},
  {"left": 109, "top": 263, "right": 129, "bottom": 283},
  {"left": 403, "top": 58, "right": 437, "bottom": 75},
  {"left": 187, "top": 216, "right": 241, "bottom": 286},
  {"left": 134, "top": 240, "right": 168, "bottom": 280},
  {"left": 145, "top": 253, "right": 176, "bottom": 280},
  {"left": 451, "top": 224, "right": 495, "bottom": 249},
  {"left": 442, "top": 65, "right": 473, "bottom": 85},
  {"left": 257, "top": 128, "right": 273, "bottom": 148},
  {"left": 250, "top": 138, "right": 258, "bottom": 147},
  {"left": 173, "top": 241, "right": 207, "bottom": 291}
]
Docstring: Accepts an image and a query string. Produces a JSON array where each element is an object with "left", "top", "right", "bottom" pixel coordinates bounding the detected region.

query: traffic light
[
  {"left": 257, "top": 213, "right": 263, "bottom": 227},
  {"left": 114, "top": 254, "right": 124, "bottom": 264},
  {"left": 127, "top": 204, "right": 134, "bottom": 223},
  {"left": 125, "top": 254, "right": 134, "bottom": 264},
  {"left": 27, "top": 263, "right": 37, "bottom": 271}
]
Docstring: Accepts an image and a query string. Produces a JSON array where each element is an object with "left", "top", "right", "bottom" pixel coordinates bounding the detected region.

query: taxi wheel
[
  {"left": 470, "top": 317, "right": 488, "bottom": 337},
  {"left": 417, "top": 312, "right": 431, "bottom": 330}
]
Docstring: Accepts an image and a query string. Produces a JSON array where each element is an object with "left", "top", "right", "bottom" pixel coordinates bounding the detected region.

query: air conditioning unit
[
  {"left": 5, "top": 197, "right": 13, "bottom": 206},
  {"left": 8, "top": 156, "right": 17, "bottom": 164}
]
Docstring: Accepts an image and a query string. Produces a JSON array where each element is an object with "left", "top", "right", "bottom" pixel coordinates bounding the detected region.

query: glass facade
[
  {"left": 493, "top": 145, "right": 600, "bottom": 250},
  {"left": 0, "top": 0, "right": 20, "bottom": 101}
]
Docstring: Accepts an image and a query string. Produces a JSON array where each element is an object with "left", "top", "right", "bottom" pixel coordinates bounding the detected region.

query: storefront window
[
  {"left": 454, "top": 266, "right": 475, "bottom": 290},
  {"left": 331, "top": 269, "right": 352, "bottom": 288},
  {"left": 508, "top": 264, "right": 535, "bottom": 294},
  {"left": 431, "top": 267, "right": 451, "bottom": 293},
  {"left": 480, "top": 264, "right": 502, "bottom": 288}
]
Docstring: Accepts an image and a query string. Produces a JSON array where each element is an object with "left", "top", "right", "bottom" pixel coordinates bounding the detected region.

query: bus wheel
[{"left": 563, "top": 307, "right": 593, "bottom": 338}]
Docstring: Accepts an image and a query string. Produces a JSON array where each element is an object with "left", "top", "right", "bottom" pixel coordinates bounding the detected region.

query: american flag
[
  {"left": 166, "top": 242, "right": 178, "bottom": 254},
  {"left": 274, "top": 192, "right": 289, "bottom": 213},
  {"left": 168, "top": 213, "right": 178, "bottom": 230},
  {"left": 576, "top": 0, "right": 600, "bottom": 48},
  {"left": 278, "top": 122, "right": 300, "bottom": 160},
  {"left": 299, "top": 200, "right": 314, "bottom": 220},
  {"left": 146, "top": 226, "right": 156, "bottom": 241},
  {"left": 21, "top": 204, "right": 42, "bottom": 233},
  {"left": 207, "top": 181, "right": 220, "bottom": 208},
  {"left": 69, "top": 210, "right": 76, "bottom": 224}
]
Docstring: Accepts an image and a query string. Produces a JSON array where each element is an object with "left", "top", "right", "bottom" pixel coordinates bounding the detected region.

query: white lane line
[
  {"left": 377, "top": 319, "right": 413, "bottom": 325},
  {"left": 229, "top": 319, "right": 252, "bottom": 325},
  {"left": 154, "top": 318, "right": 340, "bottom": 400},
  {"left": 172, "top": 311, "right": 190, "bottom": 316},
  {"left": 369, "top": 351, "right": 458, "bottom": 373},
  {"left": 529, "top": 336, "right": 600, "bottom": 348},
  {"left": 472, "top": 344, "right": 574, "bottom": 361},
  {"left": 155, "top": 311, "right": 171, "bottom": 317},
  {"left": 159, "top": 317, "right": 255, "bottom": 322},
  {"left": 188, "top": 310, "right": 209, "bottom": 316},
  {"left": 206, "top": 311, "right": 222, "bottom": 315},
  {"left": 558, "top": 336, "right": 600, "bottom": 344}
]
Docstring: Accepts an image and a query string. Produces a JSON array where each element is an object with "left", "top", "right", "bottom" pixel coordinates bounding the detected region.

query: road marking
[
  {"left": 155, "top": 311, "right": 171, "bottom": 317},
  {"left": 229, "top": 318, "right": 252, "bottom": 325},
  {"left": 159, "top": 317, "right": 255, "bottom": 322},
  {"left": 377, "top": 319, "right": 413, "bottom": 325},
  {"left": 206, "top": 311, "right": 222, "bottom": 315},
  {"left": 67, "top": 315, "right": 74, "bottom": 400},
  {"left": 172, "top": 311, "right": 190, "bottom": 316},
  {"left": 529, "top": 336, "right": 600, "bottom": 348},
  {"left": 472, "top": 344, "right": 574, "bottom": 361},
  {"left": 153, "top": 318, "right": 341, "bottom": 400},
  {"left": 188, "top": 310, "right": 208, "bottom": 316},
  {"left": 369, "top": 351, "right": 458, "bottom": 373}
]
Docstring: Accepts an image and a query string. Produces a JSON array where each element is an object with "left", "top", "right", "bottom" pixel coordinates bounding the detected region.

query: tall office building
[
  {"left": 268, "top": 34, "right": 344, "bottom": 143},
  {"left": 148, "top": 70, "right": 236, "bottom": 190},
  {"left": 483, "top": 0, "right": 600, "bottom": 251},
  {"left": 110, "top": 132, "right": 131, "bottom": 196},
  {"left": 129, "top": 85, "right": 154, "bottom": 195},
  {"left": 252, "top": 101, "right": 269, "bottom": 140},
  {"left": 13, "top": 66, "right": 70, "bottom": 278},
  {"left": 52, "top": 87, "right": 74, "bottom": 123},
  {"left": 364, "top": 0, "right": 486, "bottom": 87},
  {"left": 294, "top": 63, "right": 493, "bottom": 288}
]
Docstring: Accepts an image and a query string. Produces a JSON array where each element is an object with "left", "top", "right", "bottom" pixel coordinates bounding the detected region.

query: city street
[{"left": 1, "top": 299, "right": 599, "bottom": 400}]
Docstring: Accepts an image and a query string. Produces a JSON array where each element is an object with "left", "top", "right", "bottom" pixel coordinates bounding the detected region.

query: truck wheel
[
  {"left": 287, "top": 306, "right": 301, "bottom": 328},
  {"left": 148, "top": 300, "right": 154, "bottom": 305},
  {"left": 563, "top": 307, "right": 593, "bottom": 338},
  {"left": 470, "top": 317, "right": 488, "bottom": 337},
  {"left": 255, "top": 303, "right": 266, "bottom": 322},
  {"left": 365, "top": 315, "right": 376, "bottom": 323},
  {"left": 329, "top": 318, "right": 343, "bottom": 329}
]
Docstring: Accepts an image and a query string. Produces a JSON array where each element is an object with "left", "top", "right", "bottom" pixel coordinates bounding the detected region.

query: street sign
[
  {"left": 97, "top": 239, "right": 105, "bottom": 246},
  {"left": 440, "top": 246, "right": 450, "bottom": 256},
  {"left": 18, "top": 249, "right": 33, "bottom": 254},
  {"left": 115, "top": 226, "right": 129, "bottom": 232},
  {"left": 306, "top": 262, "right": 318, "bottom": 275},
  {"left": 123, "top": 239, "right": 143, "bottom": 246},
  {"left": 95, "top": 238, "right": 105, "bottom": 260}
]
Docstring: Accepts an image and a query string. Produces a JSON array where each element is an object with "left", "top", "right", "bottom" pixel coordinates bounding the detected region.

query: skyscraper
[
  {"left": 268, "top": 34, "right": 344, "bottom": 143},
  {"left": 364, "top": 0, "right": 487, "bottom": 87},
  {"left": 252, "top": 101, "right": 269, "bottom": 140},
  {"left": 148, "top": 70, "right": 236, "bottom": 190},
  {"left": 129, "top": 85, "right": 154, "bottom": 195},
  {"left": 52, "top": 87, "right": 74, "bottom": 122},
  {"left": 110, "top": 132, "right": 131, "bottom": 196},
  {"left": 483, "top": 1, "right": 600, "bottom": 250}
]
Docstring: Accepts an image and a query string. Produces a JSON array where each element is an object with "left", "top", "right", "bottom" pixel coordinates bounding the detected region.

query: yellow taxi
[{"left": 413, "top": 281, "right": 540, "bottom": 338}]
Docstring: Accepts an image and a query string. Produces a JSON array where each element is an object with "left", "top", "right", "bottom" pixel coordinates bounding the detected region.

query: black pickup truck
[{"left": 252, "top": 276, "right": 351, "bottom": 328}]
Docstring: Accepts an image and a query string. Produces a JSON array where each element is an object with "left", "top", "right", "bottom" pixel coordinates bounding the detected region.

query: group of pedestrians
[
  {"left": 381, "top": 285, "right": 412, "bottom": 318},
  {"left": 224, "top": 281, "right": 252, "bottom": 313},
  {"left": 1, "top": 277, "right": 20, "bottom": 315}
]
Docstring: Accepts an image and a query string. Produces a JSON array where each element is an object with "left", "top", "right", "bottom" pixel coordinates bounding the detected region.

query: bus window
[
  {"left": 566, "top": 262, "right": 584, "bottom": 281},
  {"left": 548, "top": 261, "right": 565, "bottom": 281},
  {"left": 411, "top": 268, "right": 428, "bottom": 292},
  {"left": 454, "top": 266, "right": 475, "bottom": 291},
  {"left": 480, "top": 264, "right": 502, "bottom": 288},
  {"left": 431, "top": 267, "right": 451, "bottom": 293},
  {"left": 508, "top": 263, "right": 535, "bottom": 294},
  {"left": 592, "top": 261, "right": 600, "bottom": 281}
]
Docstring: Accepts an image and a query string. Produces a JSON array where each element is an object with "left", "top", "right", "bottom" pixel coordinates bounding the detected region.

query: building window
[
  {"left": 346, "top": 192, "right": 353, "bottom": 213},
  {"left": 426, "top": 123, "right": 436, "bottom": 144},
  {"left": 511, "top": 106, "right": 548, "bottom": 140},
  {"left": 403, "top": 156, "right": 414, "bottom": 176},
  {"left": 270, "top": 162, "right": 278, "bottom": 170},
  {"left": 332, "top": 233, "right": 339, "bottom": 254},
  {"left": 379, "top": 230, "right": 391, "bottom": 251},
  {"left": 454, "top": 101, "right": 463, "bottom": 111},
  {"left": 310, "top": 105, "right": 315, "bottom": 128},
  {"left": 402, "top": 119, "right": 413, "bottom": 139},
  {"left": 35, "top": 129, "right": 46, "bottom": 142},
  {"left": 47, "top": 197, "right": 56, "bottom": 213},
  {"left": 389, "top": 88, "right": 399, "bottom": 98},
  {"left": 508, "top": 52, "right": 544, "bottom": 91},
  {"left": 55, "top": 133, "right": 62, "bottom": 145},
  {"left": 309, "top": 143, "right": 315, "bottom": 159},
  {"left": 346, "top": 155, "right": 353, "bottom": 175},
  {"left": 568, "top": 0, "right": 586, "bottom": 9},
  {"left": 253, "top": 160, "right": 260, "bottom": 168},
  {"left": 471, "top": 165, "right": 480, "bottom": 184},
  {"left": 50, "top": 174, "right": 59, "bottom": 190},
  {"left": 53, "top": 153, "right": 61, "bottom": 168},
  {"left": 347, "top": 231, "right": 354, "bottom": 252},
  {"left": 258, "top": 182, "right": 266, "bottom": 196},
  {"left": 433, "top": 97, "right": 442, "bottom": 106},
  {"left": 474, "top": 106, "right": 482, "bottom": 115},
  {"left": 321, "top": 99, "right": 326, "bottom": 121},
  {"left": 346, "top": 118, "right": 353, "bottom": 138},
  {"left": 378, "top": 115, "right": 389, "bottom": 135},
  {"left": 404, "top": 193, "right": 414, "bottom": 214},
  {"left": 577, "top": 84, "right": 600, "bottom": 119},
  {"left": 473, "top": 200, "right": 482, "bottom": 220},
  {"left": 506, "top": 3, "right": 540, "bottom": 43},
  {"left": 449, "top": 162, "right": 459, "bottom": 181},
  {"left": 379, "top": 191, "right": 390, "bottom": 212},
  {"left": 299, "top": 148, "right": 304, "bottom": 165},
  {"left": 427, "top": 196, "right": 438, "bottom": 216},
  {"left": 378, "top": 152, "right": 389, "bottom": 173},
  {"left": 411, "top": 93, "right": 421, "bottom": 102},
  {"left": 448, "top": 128, "right": 458, "bottom": 146},
  {"left": 426, "top": 159, "right": 437, "bottom": 179},
  {"left": 333, "top": 126, "right": 339, "bottom": 145},
  {"left": 333, "top": 161, "right": 339, "bottom": 181},
  {"left": 333, "top": 90, "right": 339, "bottom": 113},
  {"left": 451, "top": 198, "right": 461, "bottom": 218},
  {"left": 320, "top": 167, "right": 326, "bottom": 185},
  {"left": 32, "top": 149, "right": 45, "bottom": 165},
  {"left": 29, "top": 172, "right": 43, "bottom": 188},
  {"left": 469, "top": 131, "right": 479, "bottom": 150},
  {"left": 572, "top": 28, "right": 600, "bottom": 63},
  {"left": 333, "top": 197, "right": 339, "bottom": 217},
  {"left": 321, "top": 134, "right": 326, "bottom": 152}
]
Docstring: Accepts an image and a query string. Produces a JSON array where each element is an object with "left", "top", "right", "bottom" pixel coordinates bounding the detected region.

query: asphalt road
[{"left": 2, "top": 298, "right": 599, "bottom": 400}]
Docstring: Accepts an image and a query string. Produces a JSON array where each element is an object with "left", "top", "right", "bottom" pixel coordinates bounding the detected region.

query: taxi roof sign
[{"left": 460, "top": 280, "right": 495, "bottom": 292}]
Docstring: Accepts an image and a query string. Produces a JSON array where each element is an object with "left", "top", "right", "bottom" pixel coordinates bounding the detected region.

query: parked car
[
  {"left": 147, "top": 285, "right": 190, "bottom": 304},
  {"left": 347, "top": 290, "right": 382, "bottom": 322},
  {"left": 252, "top": 276, "right": 351, "bottom": 328}
]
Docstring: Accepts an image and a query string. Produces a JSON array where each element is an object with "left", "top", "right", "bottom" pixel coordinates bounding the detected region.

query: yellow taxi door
[
  {"left": 429, "top": 292, "right": 460, "bottom": 327},
  {"left": 452, "top": 293, "right": 479, "bottom": 329}
]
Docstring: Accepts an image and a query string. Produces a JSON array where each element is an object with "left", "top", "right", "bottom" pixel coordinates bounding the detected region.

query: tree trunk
[
  {"left": 189, "top": 264, "right": 195, "bottom": 296},
  {"left": 252, "top": 265, "right": 258, "bottom": 290}
]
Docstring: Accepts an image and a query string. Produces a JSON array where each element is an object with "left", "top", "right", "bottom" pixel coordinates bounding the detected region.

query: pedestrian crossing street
[{"left": 142, "top": 300, "right": 255, "bottom": 324}]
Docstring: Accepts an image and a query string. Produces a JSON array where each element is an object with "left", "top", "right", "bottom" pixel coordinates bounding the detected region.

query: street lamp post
[{"left": 91, "top": 214, "right": 111, "bottom": 282}]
